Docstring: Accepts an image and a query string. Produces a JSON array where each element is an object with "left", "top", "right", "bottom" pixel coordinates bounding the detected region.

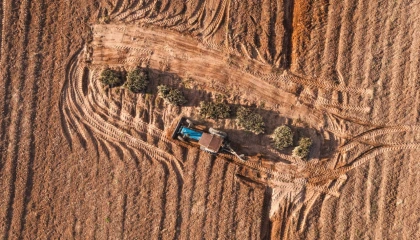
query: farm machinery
[{"left": 172, "top": 117, "right": 245, "bottom": 160}]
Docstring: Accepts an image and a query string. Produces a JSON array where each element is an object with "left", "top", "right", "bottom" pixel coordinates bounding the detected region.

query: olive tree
[
  {"left": 157, "top": 85, "right": 187, "bottom": 106},
  {"left": 236, "top": 107, "right": 265, "bottom": 134},
  {"left": 199, "top": 101, "right": 231, "bottom": 119},
  {"left": 125, "top": 68, "right": 149, "bottom": 93},
  {"left": 272, "top": 125, "right": 293, "bottom": 150},
  {"left": 100, "top": 68, "right": 123, "bottom": 87},
  {"left": 292, "top": 137, "right": 312, "bottom": 159}
]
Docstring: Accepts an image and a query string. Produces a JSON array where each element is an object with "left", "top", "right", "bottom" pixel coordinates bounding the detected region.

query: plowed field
[{"left": 1, "top": 0, "right": 419, "bottom": 239}]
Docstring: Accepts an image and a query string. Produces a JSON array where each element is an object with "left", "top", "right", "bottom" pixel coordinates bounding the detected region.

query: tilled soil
[{"left": 1, "top": 0, "right": 419, "bottom": 239}]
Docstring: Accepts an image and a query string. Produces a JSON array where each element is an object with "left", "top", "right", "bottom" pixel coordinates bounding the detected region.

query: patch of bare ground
[
  {"left": 291, "top": 0, "right": 420, "bottom": 239},
  {"left": 1, "top": 0, "right": 420, "bottom": 239}
]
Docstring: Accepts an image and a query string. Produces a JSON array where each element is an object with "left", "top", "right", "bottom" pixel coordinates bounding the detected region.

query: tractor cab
[
  {"left": 172, "top": 117, "right": 245, "bottom": 160},
  {"left": 172, "top": 118, "right": 226, "bottom": 154}
]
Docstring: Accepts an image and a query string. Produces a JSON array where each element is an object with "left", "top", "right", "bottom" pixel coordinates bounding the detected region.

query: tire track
[
  {"left": 113, "top": 0, "right": 144, "bottom": 21},
  {"left": 172, "top": 148, "right": 185, "bottom": 240},
  {"left": 179, "top": 147, "right": 199, "bottom": 240},
  {"left": 318, "top": 192, "right": 338, "bottom": 238},
  {"left": 375, "top": 150, "right": 403, "bottom": 239},
  {"left": 185, "top": 0, "right": 205, "bottom": 28},
  {"left": 62, "top": 55, "right": 185, "bottom": 179},
  {"left": 359, "top": 0, "right": 380, "bottom": 93},
  {"left": 388, "top": 2, "right": 409, "bottom": 124},
  {"left": 296, "top": 0, "right": 328, "bottom": 75},
  {"left": 319, "top": 0, "right": 342, "bottom": 80},
  {"left": 333, "top": 170, "right": 353, "bottom": 239},
  {"left": 117, "top": 146, "right": 141, "bottom": 240},
  {"left": 200, "top": 157, "right": 224, "bottom": 240},
  {"left": 186, "top": 152, "right": 213, "bottom": 240},
  {"left": 122, "top": 148, "right": 147, "bottom": 240},
  {"left": 310, "top": 143, "right": 420, "bottom": 185},
  {"left": 339, "top": 125, "right": 420, "bottom": 153},
  {"left": 371, "top": 0, "right": 392, "bottom": 124},
  {"left": 121, "top": 3, "right": 154, "bottom": 22},
  {"left": 201, "top": 0, "right": 227, "bottom": 37},
  {"left": 29, "top": 1, "right": 59, "bottom": 236},
  {"left": 347, "top": 0, "right": 368, "bottom": 112},
  {"left": 336, "top": 0, "right": 356, "bottom": 87},
  {"left": 349, "top": 159, "right": 368, "bottom": 239},
  {"left": 408, "top": 2, "right": 420, "bottom": 123},
  {"left": 1, "top": 0, "right": 32, "bottom": 238},
  {"left": 141, "top": 153, "right": 157, "bottom": 240},
  {"left": 19, "top": 1, "right": 47, "bottom": 238},
  {"left": 110, "top": 0, "right": 126, "bottom": 16},
  {"left": 156, "top": 162, "right": 170, "bottom": 240},
  {"left": 297, "top": 191, "right": 321, "bottom": 233},
  {"left": 205, "top": 160, "right": 229, "bottom": 240},
  {"left": 0, "top": 0, "right": 16, "bottom": 177},
  {"left": 371, "top": 4, "right": 403, "bottom": 238},
  {"left": 224, "top": 172, "right": 240, "bottom": 239}
]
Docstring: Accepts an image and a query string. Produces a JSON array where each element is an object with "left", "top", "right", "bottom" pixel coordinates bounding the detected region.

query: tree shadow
[{"left": 125, "top": 67, "right": 339, "bottom": 162}]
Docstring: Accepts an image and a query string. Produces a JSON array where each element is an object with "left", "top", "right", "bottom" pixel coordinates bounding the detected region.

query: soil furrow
[
  {"left": 156, "top": 162, "right": 170, "bottom": 240},
  {"left": 223, "top": 172, "right": 239, "bottom": 239},
  {"left": 319, "top": 0, "right": 342, "bottom": 80},
  {"left": 198, "top": 156, "right": 220, "bottom": 240},
  {"left": 179, "top": 147, "right": 199, "bottom": 240},
  {"left": 375, "top": 150, "right": 404, "bottom": 238},
  {"left": 0, "top": 0, "right": 17, "bottom": 176},
  {"left": 408, "top": 2, "right": 420, "bottom": 122},
  {"left": 389, "top": 3, "right": 410, "bottom": 124},
  {"left": 333, "top": 169, "right": 354, "bottom": 239},
  {"left": 29, "top": 1, "right": 60, "bottom": 236},
  {"left": 336, "top": 0, "right": 356, "bottom": 87},
  {"left": 186, "top": 152, "right": 213, "bottom": 239},
  {"left": 19, "top": 1, "right": 47, "bottom": 238},
  {"left": 370, "top": 1, "right": 393, "bottom": 124},
  {"left": 205, "top": 160, "right": 229, "bottom": 239},
  {"left": 349, "top": 163, "right": 369, "bottom": 239},
  {"left": 2, "top": 0, "right": 32, "bottom": 238}
]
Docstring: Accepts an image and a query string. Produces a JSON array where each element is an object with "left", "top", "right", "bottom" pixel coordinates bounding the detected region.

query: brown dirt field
[{"left": 1, "top": 0, "right": 419, "bottom": 239}]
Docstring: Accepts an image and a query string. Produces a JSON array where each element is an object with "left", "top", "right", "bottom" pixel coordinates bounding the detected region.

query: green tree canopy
[
  {"left": 236, "top": 107, "right": 265, "bottom": 134},
  {"left": 125, "top": 68, "right": 149, "bottom": 93},
  {"left": 199, "top": 101, "right": 231, "bottom": 119},
  {"left": 292, "top": 137, "right": 312, "bottom": 159},
  {"left": 100, "top": 68, "right": 123, "bottom": 87},
  {"left": 157, "top": 85, "right": 187, "bottom": 106},
  {"left": 272, "top": 125, "right": 293, "bottom": 150}
]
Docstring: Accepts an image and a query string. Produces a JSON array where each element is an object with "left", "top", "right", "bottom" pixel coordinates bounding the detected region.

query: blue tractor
[{"left": 172, "top": 117, "right": 228, "bottom": 154}]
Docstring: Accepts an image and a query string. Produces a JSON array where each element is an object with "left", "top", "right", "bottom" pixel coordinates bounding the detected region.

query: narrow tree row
[
  {"left": 100, "top": 67, "right": 187, "bottom": 106},
  {"left": 100, "top": 67, "right": 149, "bottom": 93}
]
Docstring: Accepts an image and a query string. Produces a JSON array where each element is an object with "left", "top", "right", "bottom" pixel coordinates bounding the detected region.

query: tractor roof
[{"left": 199, "top": 133, "right": 223, "bottom": 153}]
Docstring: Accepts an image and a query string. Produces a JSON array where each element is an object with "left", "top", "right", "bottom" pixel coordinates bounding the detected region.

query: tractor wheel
[
  {"left": 209, "top": 127, "right": 227, "bottom": 138},
  {"left": 177, "top": 135, "right": 187, "bottom": 142}
]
